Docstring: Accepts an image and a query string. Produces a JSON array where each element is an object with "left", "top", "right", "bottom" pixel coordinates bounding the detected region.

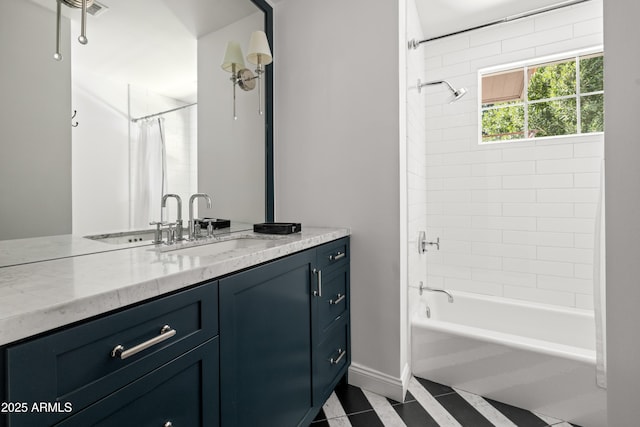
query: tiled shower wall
[
  {"left": 406, "top": 0, "right": 427, "bottom": 318},
  {"left": 421, "top": 0, "right": 604, "bottom": 309}
]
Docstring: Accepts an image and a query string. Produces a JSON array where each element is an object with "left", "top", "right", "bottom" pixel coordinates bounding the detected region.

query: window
[{"left": 480, "top": 50, "right": 604, "bottom": 143}]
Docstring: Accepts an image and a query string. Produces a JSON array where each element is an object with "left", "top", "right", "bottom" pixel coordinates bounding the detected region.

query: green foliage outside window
[{"left": 481, "top": 53, "right": 603, "bottom": 143}]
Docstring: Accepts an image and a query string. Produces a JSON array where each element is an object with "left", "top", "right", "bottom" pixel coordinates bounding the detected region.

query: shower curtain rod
[
  {"left": 410, "top": 0, "right": 591, "bottom": 47},
  {"left": 131, "top": 102, "right": 197, "bottom": 123}
]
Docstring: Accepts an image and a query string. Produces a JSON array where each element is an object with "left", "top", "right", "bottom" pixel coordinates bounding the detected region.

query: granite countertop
[{"left": 0, "top": 227, "right": 350, "bottom": 346}]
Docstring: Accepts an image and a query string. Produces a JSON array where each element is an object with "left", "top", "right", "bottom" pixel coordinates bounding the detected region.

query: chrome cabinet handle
[
  {"left": 164, "top": 422, "right": 173, "bottom": 427},
  {"left": 329, "top": 251, "right": 346, "bottom": 261},
  {"left": 330, "top": 348, "right": 346, "bottom": 365},
  {"left": 313, "top": 269, "right": 322, "bottom": 297},
  {"left": 111, "top": 325, "right": 177, "bottom": 360},
  {"left": 329, "top": 293, "right": 346, "bottom": 305}
]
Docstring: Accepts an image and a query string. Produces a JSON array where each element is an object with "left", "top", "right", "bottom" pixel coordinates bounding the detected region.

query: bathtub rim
[{"left": 412, "top": 292, "right": 596, "bottom": 365}]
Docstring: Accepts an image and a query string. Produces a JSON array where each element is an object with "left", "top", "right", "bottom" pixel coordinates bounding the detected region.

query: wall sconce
[{"left": 221, "top": 31, "right": 273, "bottom": 119}]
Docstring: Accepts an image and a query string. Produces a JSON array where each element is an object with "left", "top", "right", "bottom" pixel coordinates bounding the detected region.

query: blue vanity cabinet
[
  {"left": 220, "top": 236, "right": 351, "bottom": 427},
  {"left": 219, "top": 249, "right": 317, "bottom": 427},
  {"left": 3, "top": 280, "right": 219, "bottom": 427}
]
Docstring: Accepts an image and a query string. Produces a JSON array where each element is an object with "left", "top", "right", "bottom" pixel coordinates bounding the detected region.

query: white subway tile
[
  {"left": 425, "top": 275, "right": 445, "bottom": 288},
  {"left": 427, "top": 190, "right": 472, "bottom": 203},
  {"left": 444, "top": 228, "right": 502, "bottom": 243},
  {"left": 574, "top": 173, "right": 600, "bottom": 188},
  {"left": 537, "top": 157, "right": 601, "bottom": 174},
  {"left": 575, "top": 293, "right": 595, "bottom": 310},
  {"left": 503, "top": 257, "right": 574, "bottom": 277},
  {"left": 538, "top": 217, "right": 594, "bottom": 233},
  {"left": 471, "top": 47, "right": 537, "bottom": 70},
  {"left": 534, "top": 0, "right": 602, "bottom": 32},
  {"left": 503, "top": 174, "right": 573, "bottom": 189},
  {"left": 443, "top": 253, "right": 502, "bottom": 270},
  {"left": 535, "top": 33, "right": 604, "bottom": 57},
  {"left": 426, "top": 164, "right": 472, "bottom": 179},
  {"left": 575, "top": 233, "right": 595, "bottom": 249},
  {"left": 538, "top": 275, "right": 593, "bottom": 294},
  {"left": 426, "top": 178, "right": 444, "bottom": 191},
  {"left": 424, "top": 36, "right": 470, "bottom": 58},
  {"left": 503, "top": 230, "right": 574, "bottom": 247},
  {"left": 473, "top": 216, "right": 537, "bottom": 231},
  {"left": 574, "top": 141, "right": 604, "bottom": 158},
  {"left": 427, "top": 263, "right": 472, "bottom": 280},
  {"left": 473, "top": 268, "right": 537, "bottom": 288},
  {"left": 574, "top": 203, "right": 599, "bottom": 218},
  {"left": 470, "top": 19, "right": 535, "bottom": 47},
  {"left": 473, "top": 242, "right": 537, "bottom": 259},
  {"left": 574, "top": 18, "right": 603, "bottom": 37},
  {"left": 443, "top": 176, "right": 502, "bottom": 190},
  {"left": 472, "top": 189, "right": 536, "bottom": 203},
  {"left": 575, "top": 263, "right": 594, "bottom": 280},
  {"left": 442, "top": 202, "right": 502, "bottom": 216},
  {"left": 426, "top": 139, "right": 471, "bottom": 155},
  {"left": 427, "top": 214, "right": 473, "bottom": 228},
  {"left": 439, "top": 240, "right": 472, "bottom": 254},
  {"left": 537, "top": 188, "right": 599, "bottom": 203},
  {"left": 503, "top": 285, "right": 575, "bottom": 307},
  {"left": 441, "top": 150, "right": 502, "bottom": 166},
  {"left": 503, "top": 203, "right": 574, "bottom": 218},
  {"left": 502, "top": 26, "right": 573, "bottom": 53},
  {"left": 537, "top": 246, "right": 593, "bottom": 264},
  {"left": 444, "top": 278, "right": 503, "bottom": 296},
  {"left": 472, "top": 161, "right": 536, "bottom": 176},
  {"left": 443, "top": 42, "right": 502, "bottom": 66},
  {"left": 502, "top": 144, "right": 573, "bottom": 161}
]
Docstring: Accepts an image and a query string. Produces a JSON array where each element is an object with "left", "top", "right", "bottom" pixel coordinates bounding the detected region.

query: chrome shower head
[{"left": 417, "top": 79, "right": 467, "bottom": 103}]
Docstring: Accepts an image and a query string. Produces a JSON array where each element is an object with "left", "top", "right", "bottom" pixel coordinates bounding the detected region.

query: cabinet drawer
[
  {"left": 55, "top": 338, "right": 219, "bottom": 427},
  {"left": 316, "top": 238, "right": 349, "bottom": 271},
  {"left": 314, "top": 318, "right": 349, "bottom": 405},
  {"left": 6, "top": 281, "right": 217, "bottom": 427},
  {"left": 317, "top": 266, "right": 348, "bottom": 335}
]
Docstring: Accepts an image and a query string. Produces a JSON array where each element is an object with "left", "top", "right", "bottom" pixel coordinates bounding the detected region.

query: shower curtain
[
  {"left": 594, "top": 160, "right": 606, "bottom": 388},
  {"left": 131, "top": 118, "right": 167, "bottom": 229}
]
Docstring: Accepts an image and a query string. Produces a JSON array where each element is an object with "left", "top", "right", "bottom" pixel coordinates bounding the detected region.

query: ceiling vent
[{"left": 87, "top": 1, "right": 108, "bottom": 17}]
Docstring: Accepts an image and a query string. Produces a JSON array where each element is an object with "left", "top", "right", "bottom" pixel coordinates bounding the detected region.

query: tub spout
[{"left": 419, "top": 282, "right": 454, "bottom": 303}]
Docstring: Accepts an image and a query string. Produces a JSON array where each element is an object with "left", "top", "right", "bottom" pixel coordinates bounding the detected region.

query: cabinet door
[
  {"left": 55, "top": 338, "right": 219, "bottom": 427},
  {"left": 220, "top": 249, "right": 316, "bottom": 427}
]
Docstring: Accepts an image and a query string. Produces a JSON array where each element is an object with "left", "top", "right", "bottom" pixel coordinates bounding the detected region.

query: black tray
[
  {"left": 253, "top": 222, "right": 302, "bottom": 235},
  {"left": 194, "top": 218, "right": 231, "bottom": 230}
]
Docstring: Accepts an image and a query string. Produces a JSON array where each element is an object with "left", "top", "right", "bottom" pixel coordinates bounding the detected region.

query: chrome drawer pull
[
  {"left": 329, "top": 251, "right": 346, "bottom": 261},
  {"left": 329, "top": 293, "right": 346, "bottom": 305},
  {"left": 313, "top": 269, "right": 322, "bottom": 297},
  {"left": 330, "top": 348, "right": 346, "bottom": 365},
  {"left": 111, "top": 325, "right": 177, "bottom": 360}
]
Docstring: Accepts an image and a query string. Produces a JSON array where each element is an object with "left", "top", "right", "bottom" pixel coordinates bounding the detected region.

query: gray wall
[
  {"left": 604, "top": 0, "right": 640, "bottom": 424},
  {"left": 274, "top": 0, "right": 406, "bottom": 398},
  {"left": 0, "top": 0, "right": 72, "bottom": 240}
]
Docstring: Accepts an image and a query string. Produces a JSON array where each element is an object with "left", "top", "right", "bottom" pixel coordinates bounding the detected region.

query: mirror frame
[{"left": 251, "top": 0, "right": 274, "bottom": 222}]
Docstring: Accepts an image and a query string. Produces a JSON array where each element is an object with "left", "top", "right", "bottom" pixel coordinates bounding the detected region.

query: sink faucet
[
  {"left": 161, "top": 194, "right": 183, "bottom": 241},
  {"left": 188, "top": 193, "right": 212, "bottom": 240}
]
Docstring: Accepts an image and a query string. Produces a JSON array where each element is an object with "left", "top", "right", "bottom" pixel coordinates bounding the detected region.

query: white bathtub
[{"left": 411, "top": 291, "right": 606, "bottom": 427}]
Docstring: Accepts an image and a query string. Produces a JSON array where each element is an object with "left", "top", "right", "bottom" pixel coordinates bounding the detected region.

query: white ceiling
[{"left": 416, "top": 0, "right": 578, "bottom": 40}]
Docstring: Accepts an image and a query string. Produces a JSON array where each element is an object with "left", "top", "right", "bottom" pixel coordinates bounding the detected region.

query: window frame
[{"left": 477, "top": 46, "right": 604, "bottom": 144}]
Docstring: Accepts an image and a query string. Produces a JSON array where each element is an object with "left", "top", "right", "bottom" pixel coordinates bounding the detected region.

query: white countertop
[{"left": 0, "top": 227, "right": 350, "bottom": 346}]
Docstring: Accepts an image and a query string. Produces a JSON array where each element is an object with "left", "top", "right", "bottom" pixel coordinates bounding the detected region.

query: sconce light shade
[
  {"left": 246, "top": 31, "right": 272, "bottom": 66},
  {"left": 221, "top": 41, "right": 245, "bottom": 72}
]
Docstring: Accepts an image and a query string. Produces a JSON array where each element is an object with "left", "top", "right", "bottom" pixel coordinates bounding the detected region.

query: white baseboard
[{"left": 348, "top": 362, "right": 411, "bottom": 402}]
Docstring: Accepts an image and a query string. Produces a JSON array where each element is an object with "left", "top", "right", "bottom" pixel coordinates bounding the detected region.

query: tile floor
[{"left": 312, "top": 376, "right": 581, "bottom": 427}]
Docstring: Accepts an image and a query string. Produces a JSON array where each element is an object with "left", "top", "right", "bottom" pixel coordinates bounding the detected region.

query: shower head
[{"left": 417, "top": 79, "right": 468, "bottom": 103}]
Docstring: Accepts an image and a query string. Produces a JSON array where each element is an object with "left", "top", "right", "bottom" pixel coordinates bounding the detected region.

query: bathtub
[{"left": 411, "top": 291, "right": 606, "bottom": 427}]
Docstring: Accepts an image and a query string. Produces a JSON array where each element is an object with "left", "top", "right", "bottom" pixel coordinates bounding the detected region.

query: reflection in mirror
[{"left": 0, "top": 0, "right": 272, "bottom": 263}]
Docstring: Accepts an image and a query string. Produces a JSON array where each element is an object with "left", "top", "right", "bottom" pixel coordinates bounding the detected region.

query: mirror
[{"left": 0, "top": 0, "right": 273, "bottom": 265}]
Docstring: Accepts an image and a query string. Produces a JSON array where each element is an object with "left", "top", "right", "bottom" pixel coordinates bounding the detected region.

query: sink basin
[{"left": 166, "top": 236, "right": 279, "bottom": 256}]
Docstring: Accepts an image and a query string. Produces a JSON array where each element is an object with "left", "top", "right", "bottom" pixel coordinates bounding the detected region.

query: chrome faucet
[
  {"left": 161, "top": 194, "right": 183, "bottom": 241},
  {"left": 419, "top": 282, "right": 454, "bottom": 303},
  {"left": 188, "top": 193, "right": 212, "bottom": 240}
]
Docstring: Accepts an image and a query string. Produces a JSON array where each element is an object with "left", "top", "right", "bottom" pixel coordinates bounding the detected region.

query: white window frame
[{"left": 477, "top": 46, "right": 604, "bottom": 144}]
